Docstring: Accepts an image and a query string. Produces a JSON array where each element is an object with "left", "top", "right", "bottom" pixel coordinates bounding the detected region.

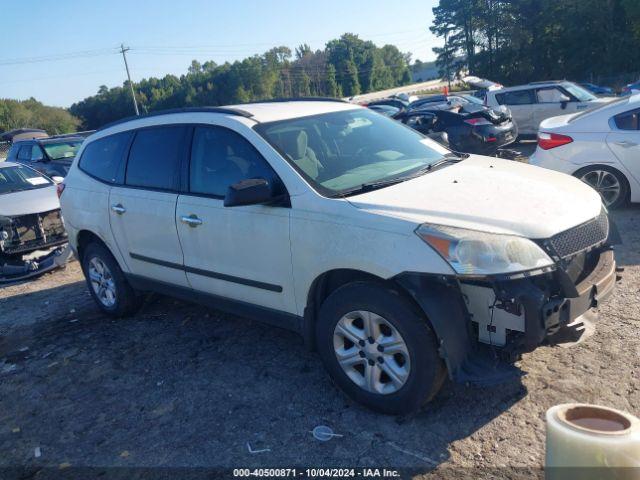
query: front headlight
[{"left": 415, "top": 223, "right": 554, "bottom": 276}]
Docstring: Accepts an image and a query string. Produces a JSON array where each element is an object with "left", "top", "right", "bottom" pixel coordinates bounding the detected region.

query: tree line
[
  {"left": 430, "top": 0, "right": 640, "bottom": 86},
  {"left": 69, "top": 34, "right": 412, "bottom": 130},
  {"left": 0, "top": 98, "right": 80, "bottom": 135}
]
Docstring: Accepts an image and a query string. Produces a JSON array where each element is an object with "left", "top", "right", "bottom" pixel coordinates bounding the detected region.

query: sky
[{"left": 0, "top": 0, "right": 440, "bottom": 108}]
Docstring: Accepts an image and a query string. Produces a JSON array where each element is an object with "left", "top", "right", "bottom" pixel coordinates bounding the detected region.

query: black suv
[{"left": 6, "top": 136, "right": 84, "bottom": 179}]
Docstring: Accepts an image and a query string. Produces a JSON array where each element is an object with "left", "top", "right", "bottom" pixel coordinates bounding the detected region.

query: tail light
[
  {"left": 538, "top": 132, "right": 573, "bottom": 150},
  {"left": 464, "top": 117, "right": 492, "bottom": 126},
  {"left": 56, "top": 182, "right": 66, "bottom": 198}
]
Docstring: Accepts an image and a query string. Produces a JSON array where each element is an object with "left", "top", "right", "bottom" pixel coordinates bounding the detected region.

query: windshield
[
  {"left": 42, "top": 141, "right": 82, "bottom": 160},
  {"left": 562, "top": 82, "right": 597, "bottom": 102},
  {"left": 255, "top": 109, "right": 447, "bottom": 196},
  {"left": 0, "top": 165, "right": 53, "bottom": 194}
]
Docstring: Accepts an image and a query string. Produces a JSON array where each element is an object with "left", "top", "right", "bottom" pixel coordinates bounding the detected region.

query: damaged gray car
[{"left": 0, "top": 162, "right": 71, "bottom": 283}]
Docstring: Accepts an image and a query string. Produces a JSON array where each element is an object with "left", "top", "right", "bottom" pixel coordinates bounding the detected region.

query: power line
[{"left": 0, "top": 48, "right": 120, "bottom": 66}]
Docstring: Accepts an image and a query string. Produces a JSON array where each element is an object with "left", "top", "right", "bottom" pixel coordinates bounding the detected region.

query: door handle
[
  {"left": 614, "top": 140, "right": 637, "bottom": 148},
  {"left": 110, "top": 203, "right": 126, "bottom": 215},
  {"left": 181, "top": 214, "right": 203, "bottom": 227}
]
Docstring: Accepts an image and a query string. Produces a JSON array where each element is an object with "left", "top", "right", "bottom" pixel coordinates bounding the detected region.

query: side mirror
[
  {"left": 224, "top": 178, "right": 274, "bottom": 207},
  {"left": 560, "top": 101, "right": 568, "bottom": 110}
]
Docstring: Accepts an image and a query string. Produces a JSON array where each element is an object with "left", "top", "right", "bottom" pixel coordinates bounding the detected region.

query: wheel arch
[
  {"left": 572, "top": 163, "right": 631, "bottom": 204},
  {"left": 301, "top": 268, "right": 433, "bottom": 351},
  {"left": 75, "top": 229, "right": 129, "bottom": 272}
]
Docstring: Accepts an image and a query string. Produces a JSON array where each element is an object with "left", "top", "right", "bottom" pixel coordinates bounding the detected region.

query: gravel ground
[{"left": 0, "top": 201, "right": 638, "bottom": 479}]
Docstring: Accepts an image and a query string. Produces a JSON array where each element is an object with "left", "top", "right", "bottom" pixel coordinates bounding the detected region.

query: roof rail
[
  {"left": 96, "top": 106, "right": 255, "bottom": 132},
  {"left": 239, "top": 96, "right": 348, "bottom": 104},
  {"left": 528, "top": 80, "right": 566, "bottom": 85}
]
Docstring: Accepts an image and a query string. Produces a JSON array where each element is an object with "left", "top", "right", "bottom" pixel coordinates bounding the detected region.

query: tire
[
  {"left": 81, "top": 242, "right": 142, "bottom": 317},
  {"left": 316, "top": 281, "right": 446, "bottom": 415},
  {"left": 574, "top": 165, "right": 629, "bottom": 209}
]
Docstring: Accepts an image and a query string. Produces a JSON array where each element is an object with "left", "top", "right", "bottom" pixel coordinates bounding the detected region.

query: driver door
[
  {"left": 176, "top": 125, "right": 297, "bottom": 314},
  {"left": 534, "top": 87, "right": 574, "bottom": 127}
]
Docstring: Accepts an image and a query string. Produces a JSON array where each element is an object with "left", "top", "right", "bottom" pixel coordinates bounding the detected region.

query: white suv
[
  {"left": 60, "top": 99, "right": 617, "bottom": 414},
  {"left": 485, "top": 81, "right": 614, "bottom": 136}
]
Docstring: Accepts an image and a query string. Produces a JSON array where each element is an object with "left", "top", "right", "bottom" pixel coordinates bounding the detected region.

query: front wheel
[{"left": 316, "top": 282, "right": 445, "bottom": 415}]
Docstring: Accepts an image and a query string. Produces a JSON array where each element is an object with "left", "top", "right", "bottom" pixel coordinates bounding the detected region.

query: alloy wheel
[
  {"left": 88, "top": 257, "right": 117, "bottom": 307},
  {"left": 333, "top": 310, "right": 411, "bottom": 395},
  {"left": 580, "top": 169, "right": 621, "bottom": 207}
]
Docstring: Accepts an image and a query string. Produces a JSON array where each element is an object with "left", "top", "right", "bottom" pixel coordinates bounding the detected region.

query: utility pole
[{"left": 120, "top": 44, "right": 139, "bottom": 116}]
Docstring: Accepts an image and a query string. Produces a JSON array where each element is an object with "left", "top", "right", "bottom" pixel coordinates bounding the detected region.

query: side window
[
  {"left": 30, "top": 145, "right": 44, "bottom": 161},
  {"left": 17, "top": 145, "right": 32, "bottom": 161},
  {"left": 614, "top": 110, "right": 640, "bottom": 130},
  {"left": 125, "top": 126, "right": 186, "bottom": 190},
  {"left": 496, "top": 90, "right": 536, "bottom": 105},
  {"left": 79, "top": 131, "right": 132, "bottom": 183},
  {"left": 536, "top": 88, "right": 569, "bottom": 103},
  {"left": 189, "top": 126, "right": 278, "bottom": 197}
]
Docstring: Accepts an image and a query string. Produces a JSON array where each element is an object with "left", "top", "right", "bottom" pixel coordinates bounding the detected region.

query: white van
[
  {"left": 60, "top": 100, "right": 617, "bottom": 414},
  {"left": 484, "top": 81, "right": 614, "bottom": 136}
]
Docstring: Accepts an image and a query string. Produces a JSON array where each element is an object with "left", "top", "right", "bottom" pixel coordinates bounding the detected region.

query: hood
[
  {"left": 0, "top": 186, "right": 60, "bottom": 217},
  {"left": 347, "top": 156, "right": 602, "bottom": 239}
]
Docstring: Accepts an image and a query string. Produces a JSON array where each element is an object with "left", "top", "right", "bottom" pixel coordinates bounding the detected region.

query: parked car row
[
  {"left": 365, "top": 79, "right": 640, "bottom": 209},
  {"left": 366, "top": 94, "right": 519, "bottom": 156}
]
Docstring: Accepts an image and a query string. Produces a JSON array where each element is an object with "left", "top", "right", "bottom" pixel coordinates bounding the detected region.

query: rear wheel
[
  {"left": 575, "top": 166, "right": 629, "bottom": 209},
  {"left": 316, "top": 282, "right": 445, "bottom": 414},
  {"left": 82, "top": 242, "right": 142, "bottom": 317}
]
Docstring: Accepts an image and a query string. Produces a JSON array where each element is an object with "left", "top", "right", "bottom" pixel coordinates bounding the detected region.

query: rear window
[
  {"left": 43, "top": 141, "right": 82, "bottom": 160},
  {"left": 568, "top": 97, "right": 629, "bottom": 123},
  {"left": 125, "top": 126, "right": 187, "bottom": 190},
  {"left": 614, "top": 109, "right": 640, "bottom": 130},
  {"left": 79, "top": 132, "right": 132, "bottom": 183},
  {"left": 495, "top": 90, "right": 536, "bottom": 105}
]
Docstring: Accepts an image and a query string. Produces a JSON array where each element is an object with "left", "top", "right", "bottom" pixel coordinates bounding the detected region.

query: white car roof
[
  {"left": 95, "top": 100, "right": 361, "bottom": 139},
  {"left": 228, "top": 100, "right": 360, "bottom": 123},
  {"left": 489, "top": 82, "right": 569, "bottom": 94}
]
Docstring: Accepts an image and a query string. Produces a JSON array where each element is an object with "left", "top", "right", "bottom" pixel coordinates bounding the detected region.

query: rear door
[
  {"left": 495, "top": 89, "right": 537, "bottom": 135},
  {"left": 607, "top": 108, "right": 640, "bottom": 185},
  {"left": 109, "top": 125, "right": 190, "bottom": 287},
  {"left": 176, "top": 124, "right": 296, "bottom": 313}
]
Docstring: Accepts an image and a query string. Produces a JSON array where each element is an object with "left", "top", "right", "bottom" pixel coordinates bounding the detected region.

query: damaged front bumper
[
  {"left": 395, "top": 246, "right": 619, "bottom": 386},
  {"left": 0, "top": 245, "right": 71, "bottom": 284},
  {"left": 0, "top": 209, "right": 70, "bottom": 284}
]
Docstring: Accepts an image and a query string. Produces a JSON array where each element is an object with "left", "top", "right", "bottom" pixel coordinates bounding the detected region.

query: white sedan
[{"left": 530, "top": 94, "right": 640, "bottom": 208}]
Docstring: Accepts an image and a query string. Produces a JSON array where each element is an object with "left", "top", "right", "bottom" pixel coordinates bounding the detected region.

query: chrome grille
[{"left": 548, "top": 210, "right": 609, "bottom": 259}]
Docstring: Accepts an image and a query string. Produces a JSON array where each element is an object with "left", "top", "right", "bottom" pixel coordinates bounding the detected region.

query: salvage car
[
  {"left": 530, "top": 94, "right": 640, "bottom": 208},
  {"left": 484, "top": 81, "right": 615, "bottom": 136},
  {"left": 399, "top": 101, "right": 518, "bottom": 156},
  {"left": 61, "top": 100, "right": 617, "bottom": 414},
  {"left": 6, "top": 136, "right": 84, "bottom": 180},
  {"left": 1, "top": 162, "right": 70, "bottom": 283}
]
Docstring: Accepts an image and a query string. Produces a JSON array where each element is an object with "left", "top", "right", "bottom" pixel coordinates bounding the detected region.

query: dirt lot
[{"left": 1, "top": 203, "right": 638, "bottom": 479}]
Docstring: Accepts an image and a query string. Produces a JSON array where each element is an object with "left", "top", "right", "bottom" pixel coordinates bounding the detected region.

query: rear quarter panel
[{"left": 60, "top": 165, "right": 130, "bottom": 272}]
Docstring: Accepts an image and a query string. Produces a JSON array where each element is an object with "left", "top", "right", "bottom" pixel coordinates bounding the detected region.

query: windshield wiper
[
  {"left": 336, "top": 155, "right": 466, "bottom": 198},
  {"left": 337, "top": 177, "right": 411, "bottom": 197}
]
